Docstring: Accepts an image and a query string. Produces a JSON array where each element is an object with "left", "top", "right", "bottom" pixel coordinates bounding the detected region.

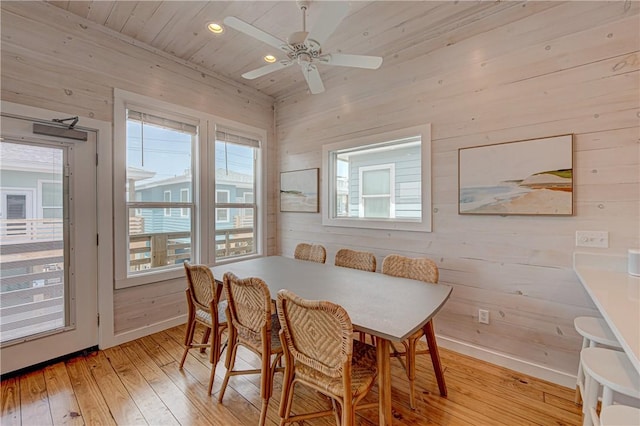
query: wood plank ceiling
[{"left": 46, "top": 1, "right": 522, "bottom": 100}]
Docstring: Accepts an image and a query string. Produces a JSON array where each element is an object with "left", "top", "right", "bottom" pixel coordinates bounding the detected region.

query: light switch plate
[{"left": 576, "top": 231, "right": 609, "bottom": 248}]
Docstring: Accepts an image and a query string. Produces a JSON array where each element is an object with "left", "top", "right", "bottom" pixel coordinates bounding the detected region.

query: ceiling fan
[{"left": 224, "top": 1, "right": 383, "bottom": 94}]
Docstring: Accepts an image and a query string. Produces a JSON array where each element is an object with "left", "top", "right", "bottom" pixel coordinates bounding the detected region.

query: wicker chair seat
[
  {"left": 195, "top": 299, "right": 228, "bottom": 325},
  {"left": 293, "top": 339, "right": 377, "bottom": 397},
  {"left": 236, "top": 313, "right": 282, "bottom": 354}
]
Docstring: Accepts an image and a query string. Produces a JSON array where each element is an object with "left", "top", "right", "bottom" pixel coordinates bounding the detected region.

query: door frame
[{"left": 1, "top": 101, "right": 115, "bottom": 370}]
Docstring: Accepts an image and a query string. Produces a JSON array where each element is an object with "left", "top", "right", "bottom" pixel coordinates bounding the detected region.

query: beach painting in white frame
[
  {"left": 280, "top": 168, "right": 319, "bottom": 212},
  {"left": 458, "top": 135, "right": 573, "bottom": 215}
]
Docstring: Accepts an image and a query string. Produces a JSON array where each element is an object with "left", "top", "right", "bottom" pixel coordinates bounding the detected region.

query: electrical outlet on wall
[
  {"left": 478, "top": 309, "right": 489, "bottom": 324},
  {"left": 576, "top": 231, "right": 609, "bottom": 248}
]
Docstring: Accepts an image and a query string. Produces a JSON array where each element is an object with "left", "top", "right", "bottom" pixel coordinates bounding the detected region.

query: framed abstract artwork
[
  {"left": 458, "top": 134, "right": 573, "bottom": 215},
  {"left": 280, "top": 168, "right": 319, "bottom": 213}
]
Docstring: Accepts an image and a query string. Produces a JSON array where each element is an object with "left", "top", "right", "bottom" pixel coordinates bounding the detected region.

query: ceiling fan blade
[
  {"left": 322, "top": 53, "right": 383, "bottom": 69},
  {"left": 301, "top": 64, "right": 325, "bottom": 94},
  {"left": 242, "top": 60, "right": 294, "bottom": 80},
  {"left": 224, "top": 16, "right": 289, "bottom": 51},
  {"left": 306, "top": 2, "right": 349, "bottom": 47}
]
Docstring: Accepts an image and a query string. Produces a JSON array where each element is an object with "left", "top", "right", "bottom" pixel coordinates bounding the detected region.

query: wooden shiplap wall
[
  {"left": 275, "top": 1, "right": 640, "bottom": 375},
  {"left": 0, "top": 2, "right": 277, "bottom": 335}
]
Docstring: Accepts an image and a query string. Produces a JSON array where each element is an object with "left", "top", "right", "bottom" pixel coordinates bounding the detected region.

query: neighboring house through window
[{"left": 322, "top": 124, "right": 432, "bottom": 232}]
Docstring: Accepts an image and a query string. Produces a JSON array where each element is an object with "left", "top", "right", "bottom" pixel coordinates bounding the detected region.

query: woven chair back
[
  {"left": 184, "top": 262, "right": 216, "bottom": 311},
  {"left": 277, "top": 289, "right": 352, "bottom": 379},
  {"left": 294, "top": 243, "right": 327, "bottom": 264},
  {"left": 381, "top": 254, "right": 439, "bottom": 284},
  {"left": 334, "top": 248, "right": 377, "bottom": 272},
  {"left": 223, "top": 272, "right": 272, "bottom": 344}
]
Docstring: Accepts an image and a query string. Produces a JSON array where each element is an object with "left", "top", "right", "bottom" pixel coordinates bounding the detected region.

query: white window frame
[
  {"left": 215, "top": 189, "right": 230, "bottom": 223},
  {"left": 163, "top": 191, "right": 172, "bottom": 217},
  {"left": 358, "top": 164, "right": 395, "bottom": 219},
  {"left": 114, "top": 89, "right": 268, "bottom": 289},
  {"left": 37, "top": 180, "right": 63, "bottom": 220},
  {"left": 322, "top": 124, "right": 432, "bottom": 232},
  {"left": 180, "top": 189, "right": 190, "bottom": 217}
]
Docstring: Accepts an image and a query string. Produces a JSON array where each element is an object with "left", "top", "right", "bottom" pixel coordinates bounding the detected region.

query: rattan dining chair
[
  {"left": 276, "top": 289, "right": 378, "bottom": 426},
  {"left": 381, "top": 254, "right": 445, "bottom": 409},
  {"left": 294, "top": 243, "right": 327, "bottom": 263},
  {"left": 180, "top": 262, "right": 228, "bottom": 395},
  {"left": 219, "top": 272, "right": 284, "bottom": 426},
  {"left": 334, "top": 248, "right": 377, "bottom": 272}
]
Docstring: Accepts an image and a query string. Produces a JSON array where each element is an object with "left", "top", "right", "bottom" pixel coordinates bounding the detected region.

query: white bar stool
[
  {"left": 600, "top": 405, "right": 640, "bottom": 426},
  {"left": 581, "top": 347, "right": 640, "bottom": 426},
  {"left": 575, "top": 316, "right": 623, "bottom": 403}
]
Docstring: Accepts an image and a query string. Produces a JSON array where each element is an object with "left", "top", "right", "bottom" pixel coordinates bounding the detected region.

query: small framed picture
[{"left": 280, "top": 168, "right": 319, "bottom": 213}]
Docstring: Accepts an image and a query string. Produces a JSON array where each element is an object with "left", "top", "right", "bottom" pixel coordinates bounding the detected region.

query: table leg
[
  {"left": 423, "top": 320, "right": 447, "bottom": 396},
  {"left": 377, "top": 338, "right": 392, "bottom": 425}
]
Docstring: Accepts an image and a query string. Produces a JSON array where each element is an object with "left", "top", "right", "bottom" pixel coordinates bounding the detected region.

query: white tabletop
[
  {"left": 574, "top": 253, "right": 640, "bottom": 374},
  {"left": 211, "top": 256, "right": 453, "bottom": 342}
]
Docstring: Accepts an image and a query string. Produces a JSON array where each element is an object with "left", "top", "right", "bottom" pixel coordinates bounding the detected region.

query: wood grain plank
[
  {"left": 0, "top": 377, "right": 20, "bottom": 426},
  {"left": 42, "top": 362, "right": 83, "bottom": 426},
  {"left": 19, "top": 371, "right": 53, "bottom": 426},
  {"left": 65, "top": 357, "right": 116, "bottom": 426},
  {"left": 85, "top": 352, "right": 147, "bottom": 425},
  {"left": 102, "top": 346, "right": 179, "bottom": 426}
]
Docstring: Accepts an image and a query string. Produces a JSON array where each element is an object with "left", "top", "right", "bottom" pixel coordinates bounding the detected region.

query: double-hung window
[
  {"left": 213, "top": 129, "right": 259, "bottom": 261},
  {"left": 125, "top": 108, "right": 196, "bottom": 276},
  {"left": 323, "top": 124, "right": 432, "bottom": 232}
]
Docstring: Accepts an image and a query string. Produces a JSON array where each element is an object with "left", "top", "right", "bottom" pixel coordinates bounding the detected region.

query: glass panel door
[{"left": 0, "top": 112, "right": 97, "bottom": 375}]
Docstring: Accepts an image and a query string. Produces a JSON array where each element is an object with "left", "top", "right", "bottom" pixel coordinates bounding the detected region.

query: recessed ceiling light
[
  {"left": 207, "top": 22, "right": 224, "bottom": 34},
  {"left": 264, "top": 55, "right": 277, "bottom": 63}
]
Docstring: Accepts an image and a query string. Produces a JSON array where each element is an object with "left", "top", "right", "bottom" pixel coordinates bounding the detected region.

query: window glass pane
[
  {"left": 364, "top": 197, "right": 390, "bottom": 218},
  {"left": 126, "top": 118, "right": 193, "bottom": 202},
  {"left": 362, "top": 169, "right": 390, "bottom": 195},
  {"left": 216, "top": 207, "right": 255, "bottom": 260},
  {"left": 0, "top": 141, "right": 67, "bottom": 343},
  {"left": 42, "top": 182, "right": 63, "bottom": 207},
  {"left": 332, "top": 137, "right": 421, "bottom": 221},
  {"left": 125, "top": 109, "right": 195, "bottom": 277},
  {"left": 128, "top": 207, "right": 191, "bottom": 273},
  {"left": 214, "top": 138, "right": 256, "bottom": 260}
]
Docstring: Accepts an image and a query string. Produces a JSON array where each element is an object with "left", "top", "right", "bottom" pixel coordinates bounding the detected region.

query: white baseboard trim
[
  {"left": 102, "top": 314, "right": 187, "bottom": 349},
  {"left": 436, "top": 334, "right": 577, "bottom": 389}
]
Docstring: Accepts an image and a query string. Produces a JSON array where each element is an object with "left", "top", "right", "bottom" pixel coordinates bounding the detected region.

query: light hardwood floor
[{"left": 1, "top": 324, "right": 583, "bottom": 425}]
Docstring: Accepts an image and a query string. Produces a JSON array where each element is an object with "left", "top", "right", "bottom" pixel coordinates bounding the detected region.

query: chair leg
[
  {"left": 200, "top": 327, "right": 211, "bottom": 353},
  {"left": 207, "top": 328, "right": 221, "bottom": 395},
  {"left": 424, "top": 320, "right": 447, "bottom": 396},
  {"left": 406, "top": 336, "right": 418, "bottom": 410},
  {"left": 179, "top": 318, "right": 196, "bottom": 369},
  {"left": 575, "top": 337, "right": 588, "bottom": 404},
  {"left": 218, "top": 340, "right": 239, "bottom": 403},
  {"left": 259, "top": 399, "right": 269, "bottom": 426}
]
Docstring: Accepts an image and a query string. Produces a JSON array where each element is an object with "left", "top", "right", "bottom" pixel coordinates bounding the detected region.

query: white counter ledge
[{"left": 574, "top": 252, "right": 640, "bottom": 374}]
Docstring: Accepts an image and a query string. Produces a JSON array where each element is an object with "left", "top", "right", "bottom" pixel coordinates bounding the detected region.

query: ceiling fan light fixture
[
  {"left": 207, "top": 22, "right": 224, "bottom": 34},
  {"left": 263, "top": 55, "right": 277, "bottom": 63}
]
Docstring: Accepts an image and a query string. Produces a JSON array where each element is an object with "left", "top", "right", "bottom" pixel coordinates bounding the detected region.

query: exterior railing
[
  {"left": 0, "top": 240, "right": 65, "bottom": 343},
  {"left": 0, "top": 219, "right": 63, "bottom": 245},
  {"left": 128, "top": 227, "right": 255, "bottom": 271}
]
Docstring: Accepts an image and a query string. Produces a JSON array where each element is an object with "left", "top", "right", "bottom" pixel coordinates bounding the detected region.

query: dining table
[{"left": 211, "top": 255, "right": 453, "bottom": 426}]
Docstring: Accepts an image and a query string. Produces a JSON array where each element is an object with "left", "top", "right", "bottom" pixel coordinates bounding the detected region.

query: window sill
[{"left": 115, "top": 267, "right": 184, "bottom": 289}]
